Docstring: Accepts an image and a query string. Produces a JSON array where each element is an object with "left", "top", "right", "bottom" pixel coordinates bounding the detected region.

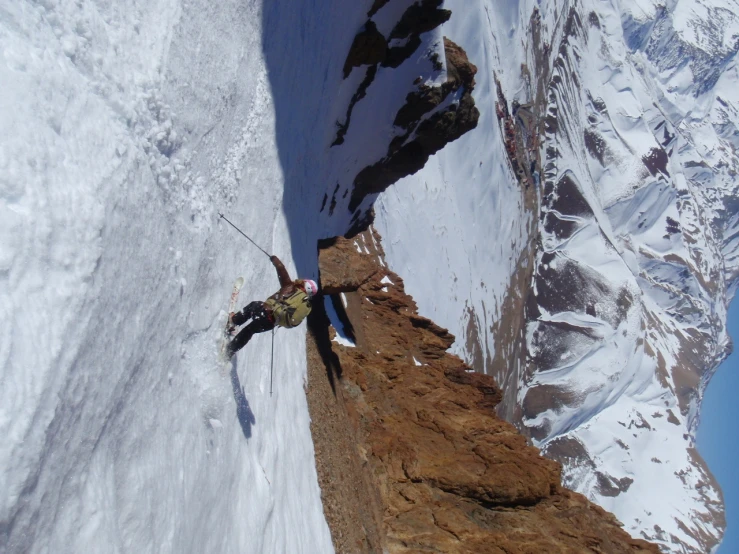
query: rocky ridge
[
  {"left": 304, "top": 225, "right": 660, "bottom": 554},
  {"left": 322, "top": 0, "right": 479, "bottom": 226},
  {"left": 349, "top": 34, "right": 479, "bottom": 211}
]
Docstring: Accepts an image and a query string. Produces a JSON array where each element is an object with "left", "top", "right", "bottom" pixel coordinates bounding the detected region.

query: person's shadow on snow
[{"left": 230, "top": 363, "right": 255, "bottom": 439}]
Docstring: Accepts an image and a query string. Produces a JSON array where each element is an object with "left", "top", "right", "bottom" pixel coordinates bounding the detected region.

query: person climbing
[{"left": 227, "top": 255, "right": 319, "bottom": 356}]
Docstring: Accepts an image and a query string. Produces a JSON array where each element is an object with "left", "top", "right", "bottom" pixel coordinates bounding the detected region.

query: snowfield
[
  {"left": 376, "top": 0, "right": 535, "bottom": 399},
  {"left": 0, "top": 0, "right": 354, "bottom": 551},
  {"left": 0, "top": 0, "right": 469, "bottom": 551}
]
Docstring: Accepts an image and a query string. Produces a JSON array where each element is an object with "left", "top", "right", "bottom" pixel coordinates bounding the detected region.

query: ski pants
[{"left": 229, "top": 301, "right": 275, "bottom": 354}]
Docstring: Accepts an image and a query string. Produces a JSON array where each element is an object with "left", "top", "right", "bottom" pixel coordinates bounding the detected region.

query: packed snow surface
[{"left": 0, "top": 0, "right": 371, "bottom": 551}]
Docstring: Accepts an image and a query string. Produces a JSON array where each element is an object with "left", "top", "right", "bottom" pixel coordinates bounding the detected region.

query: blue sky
[{"left": 698, "top": 299, "right": 739, "bottom": 553}]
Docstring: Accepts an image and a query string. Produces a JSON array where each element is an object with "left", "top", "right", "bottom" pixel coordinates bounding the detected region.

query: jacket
[
  {"left": 264, "top": 256, "right": 312, "bottom": 327},
  {"left": 267, "top": 255, "right": 300, "bottom": 304}
]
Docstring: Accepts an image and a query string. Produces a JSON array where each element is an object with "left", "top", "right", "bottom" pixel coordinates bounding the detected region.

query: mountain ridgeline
[{"left": 306, "top": 225, "right": 662, "bottom": 553}]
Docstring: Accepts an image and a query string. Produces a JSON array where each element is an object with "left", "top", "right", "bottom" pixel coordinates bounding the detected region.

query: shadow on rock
[{"left": 307, "top": 296, "right": 343, "bottom": 395}]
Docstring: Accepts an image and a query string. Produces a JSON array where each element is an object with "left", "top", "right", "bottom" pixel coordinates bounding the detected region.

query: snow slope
[
  {"left": 0, "top": 0, "right": 368, "bottom": 551},
  {"left": 1, "top": 0, "right": 476, "bottom": 550}
]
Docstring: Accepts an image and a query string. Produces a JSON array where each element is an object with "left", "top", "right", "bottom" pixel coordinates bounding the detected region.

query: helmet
[{"left": 302, "top": 279, "right": 319, "bottom": 298}]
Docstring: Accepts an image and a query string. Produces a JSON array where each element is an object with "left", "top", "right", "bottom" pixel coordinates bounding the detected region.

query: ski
[{"left": 220, "top": 276, "right": 244, "bottom": 362}]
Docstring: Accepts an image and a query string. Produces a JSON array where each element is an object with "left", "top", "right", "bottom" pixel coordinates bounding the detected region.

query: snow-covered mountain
[
  {"left": 378, "top": 1, "right": 739, "bottom": 552},
  {"left": 3, "top": 0, "right": 736, "bottom": 552}
]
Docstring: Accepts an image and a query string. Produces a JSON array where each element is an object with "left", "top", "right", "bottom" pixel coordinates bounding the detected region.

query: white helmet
[{"left": 302, "top": 279, "right": 319, "bottom": 298}]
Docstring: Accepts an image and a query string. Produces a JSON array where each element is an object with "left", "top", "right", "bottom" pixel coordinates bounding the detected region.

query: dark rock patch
[
  {"left": 342, "top": 21, "right": 387, "bottom": 78},
  {"left": 383, "top": 0, "right": 451, "bottom": 69},
  {"left": 522, "top": 383, "right": 583, "bottom": 420},
  {"left": 543, "top": 211, "right": 579, "bottom": 240},
  {"left": 667, "top": 409, "right": 680, "bottom": 425},
  {"left": 549, "top": 174, "right": 593, "bottom": 218},
  {"left": 536, "top": 254, "right": 610, "bottom": 317},
  {"left": 642, "top": 146, "right": 669, "bottom": 176},
  {"left": 333, "top": 65, "right": 378, "bottom": 146},
  {"left": 597, "top": 474, "right": 634, "bottom": 497},
  {"left": 530, "top": 319, "right": 601, "bottom": 370},
  {"left": 584, "top": 128, "right": 607, "bottom": 165}
]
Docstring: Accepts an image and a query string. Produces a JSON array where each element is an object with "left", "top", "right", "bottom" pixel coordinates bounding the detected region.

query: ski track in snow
[{"left": 0, "top": 0, "right": 336, "bottom": 552}]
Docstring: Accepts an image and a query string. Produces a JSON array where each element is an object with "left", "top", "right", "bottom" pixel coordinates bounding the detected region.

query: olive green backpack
[{"left": 266, "top": 290, "right": 312, "bottom": 328}]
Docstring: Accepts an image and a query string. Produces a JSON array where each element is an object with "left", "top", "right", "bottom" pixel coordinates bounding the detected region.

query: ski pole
[
  {"left": 218, "top": 212, "right": 271, "bottom": 258},
  {"left": 270, "top": 328, "right": 275, "bottom": 397}
]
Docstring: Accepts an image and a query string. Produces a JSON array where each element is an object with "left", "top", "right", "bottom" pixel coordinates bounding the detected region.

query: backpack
[{"left": 266, "top": 290, "right": 312, "bottom": 328}]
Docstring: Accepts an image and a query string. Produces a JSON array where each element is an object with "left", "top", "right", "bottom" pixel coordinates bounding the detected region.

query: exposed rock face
[
  {"left": 346, "top": 0, "right": 452, "bottom": 74},
  {"left": 336, "top": 1, "right": 479, "bottom": 214},
  {"left": 382, "top": 0, "right": 451, "bottom": 69},
  {"left": 350, "top": 37, "right": 479, "bottom": 210},
  {"left": 306, "top": 226, "right": 660, "bottom": 554},
  {"left": 342, "top": 21, "right": 387, "bottom": 79},
  {"left": 322, "top": 2, "right": 481, "bottom": 239}
]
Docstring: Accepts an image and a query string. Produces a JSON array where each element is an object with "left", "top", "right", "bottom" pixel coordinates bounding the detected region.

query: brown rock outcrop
[
  {"left": 316, "top": 236, "right": 384, "bottom": 294},
  {"left": 306, "top": 226, "right": 660, "bottom": 554}
]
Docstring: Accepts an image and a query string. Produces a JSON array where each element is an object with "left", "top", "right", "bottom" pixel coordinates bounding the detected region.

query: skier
[{"left": 227, "top": 255, "right": 318, "bottom": 356}]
